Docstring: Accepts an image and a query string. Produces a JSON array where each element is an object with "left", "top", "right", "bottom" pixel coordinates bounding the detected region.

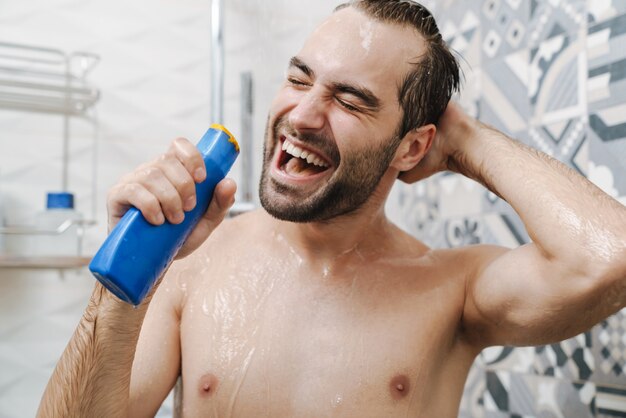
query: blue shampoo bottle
[{"left": 90, "top": 124, "right": 239, "bottom": 305}]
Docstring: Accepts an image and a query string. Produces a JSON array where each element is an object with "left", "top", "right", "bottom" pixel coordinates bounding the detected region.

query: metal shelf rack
[{"left": 0, "top": 41, "right": 101, "bottom": 269}]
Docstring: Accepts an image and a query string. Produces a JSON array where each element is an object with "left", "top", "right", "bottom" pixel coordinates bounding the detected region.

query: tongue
[{"left": 285, "top": 157, "right": 325, "bottom": 177}]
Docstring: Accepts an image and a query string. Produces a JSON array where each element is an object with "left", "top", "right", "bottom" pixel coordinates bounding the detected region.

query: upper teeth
[{"left": 282, "top": 140, "right": 329, "bottom": 167}]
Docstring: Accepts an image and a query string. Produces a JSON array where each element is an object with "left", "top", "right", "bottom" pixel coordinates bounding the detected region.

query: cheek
[
  {"left": 269, "top": 87, "right": 302, "bottom": 118},
  {"left": 327, "top": 113, "right": 366, "bottom": 150}
]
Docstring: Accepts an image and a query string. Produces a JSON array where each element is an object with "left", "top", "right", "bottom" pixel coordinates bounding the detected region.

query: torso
[{"left": 172, "top": 210, "right": 480, "bottom": 417}]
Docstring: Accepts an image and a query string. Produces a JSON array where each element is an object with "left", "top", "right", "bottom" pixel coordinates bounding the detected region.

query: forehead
[{"left": 297, "top": 7, "right": 425, "bottom": 102}]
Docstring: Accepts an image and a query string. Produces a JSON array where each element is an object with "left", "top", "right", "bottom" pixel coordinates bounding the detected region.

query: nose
[{"left": 288, "top": 89, "right": 326, "bottom": 132}]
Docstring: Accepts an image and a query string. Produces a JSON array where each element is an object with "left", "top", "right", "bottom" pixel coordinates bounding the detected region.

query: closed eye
[
  {"left": 288, "top": 77, "right": 310, "bottom": 87},
  {"left": 336, "top": 98, "right": 360, "bottom": 113}
]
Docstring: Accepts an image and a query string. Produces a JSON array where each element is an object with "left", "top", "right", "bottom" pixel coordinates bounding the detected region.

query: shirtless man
[{"left": 38, "top": 1, "right": 626, "bottom": 417}]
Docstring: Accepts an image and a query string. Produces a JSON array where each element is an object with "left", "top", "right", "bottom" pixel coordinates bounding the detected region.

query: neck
[{"left": 269, "top": 169, "right": 398, "bottom": 265}]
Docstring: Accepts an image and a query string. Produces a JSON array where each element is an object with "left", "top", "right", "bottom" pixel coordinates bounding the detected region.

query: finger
[
  {"left": 210, "top": 178, "right": 237, "bottom": 215},
  {"left": 108, "top": 183, "right": 165, "bottom": 226},
  {"left": 135, "top": 166, "right": 185, "bottom": 224},
  {"left": 155, "top": 154, "right": 197, "bottom": 212},
  {"left": 168, "top": 137, "right": 206, "bottom": 183}
]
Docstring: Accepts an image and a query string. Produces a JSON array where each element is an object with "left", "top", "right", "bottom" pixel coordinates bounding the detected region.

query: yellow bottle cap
[{"left": 210, "top": 123, "right": 240, "bottom": 152}]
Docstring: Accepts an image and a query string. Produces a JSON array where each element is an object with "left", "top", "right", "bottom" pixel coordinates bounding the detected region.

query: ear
[{"left": 390, "top": 124, "right": 436, "bottom": 172}]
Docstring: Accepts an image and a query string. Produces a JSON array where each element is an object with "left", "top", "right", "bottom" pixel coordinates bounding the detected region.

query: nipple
[
  {"left": 389, "top": 375, "right": 410, "bottom": 400},
  {"left": 198, "top": 373, "right": 219, "bottom": 397}
]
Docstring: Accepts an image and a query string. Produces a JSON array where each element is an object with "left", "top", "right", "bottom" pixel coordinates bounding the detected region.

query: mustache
[{"left": 273, "top": 118, "right": 340, "bottom": 165}]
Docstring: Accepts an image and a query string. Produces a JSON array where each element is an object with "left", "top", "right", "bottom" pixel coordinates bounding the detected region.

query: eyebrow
[
  {"left": 331, "top": 82, "right": 381, "bottom": 111},
  {"left": 288, "top": 56, "right": 381, "bottom": 111},
  {"left": 289, "top": 56, "right": 314, "bottom": 78}
]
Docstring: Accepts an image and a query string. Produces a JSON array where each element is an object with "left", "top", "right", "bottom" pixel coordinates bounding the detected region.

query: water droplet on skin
[
  {"left": 202, "top": 296, "right": 210, "bottom": 316},
  {"left": 322, "top": 265, "right": 331, "bottom": 278}
]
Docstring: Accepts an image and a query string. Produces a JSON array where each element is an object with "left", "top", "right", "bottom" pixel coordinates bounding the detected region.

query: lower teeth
[{"left": 285, "top": 158, "right": 321, "bottom": 176}]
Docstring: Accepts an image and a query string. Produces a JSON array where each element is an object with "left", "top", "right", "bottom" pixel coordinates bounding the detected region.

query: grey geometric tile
[
  {"left": 527, "top": 117, "right": 587, "bottom": 167},
  {"left": 588, "top": 105, "right": 626, "bottom": 199},
  {"left": 485, "top": 370, "right": 512, "bottom": 413},
  {"left": 459, "top": 361, "right": 486, "bottom": 418},
  {"left": 587, "top": 0, "right": 626, "bottom": 25},
  {"left": 480, "top": 50, "right": 531, "bottom": 136},
  {"left": 589, "top": 104, "right": 626, "bottom": 143},
  {"left": 484, "top": 370, "right": 596, "bottom": 417},
  {"left": 481, "top": 207, "right": 530, "bottom": 248},
  {"left": 436, "top": 0, "right": 483, "bottom": 117},
  {"left": 438, "top": 174, "right": 485, "bottom": 218},
  {"left": 528, "top": 0, "right": 586, "bottom": 48},
  {"left": 532, "top": 332, "right": 594, "bottom": 381},
  {"left": 590, "top": 309, "right": 626, "bottom": 387},
  {"left": 482, "top": 346, "right": 536, "bottom": 374},
  {"left": 588, "top": 13, "right": 626, "bottom": 111},
  {"left": 595, "top": 384, "right": 626, "bottom": 417},
  {"left": 444, "top": 216, "right": 484, "bottom": 247},
  {"left": 390, "top": 177, "right": 439, "bottom": 223},
  {"left": 587, "top": 127, "right": 626, "bottom": 204},
  {"left": 484, "top": 410, "right": 510, "bottom": 418},
  {"left": 529, "top": 33, "right": 586, "bottom": 127},
  {"left": 480, "top": 212, "right": 529, "bottom": 248},
  {"left": 479, "top": 0, "right": 530, "bottom": 62},
  {"left": 436, "top": 0, "right": 483, "bottom": 69},
  {"left": 414, "top": 218, "right": 448, "bottom": 249}
]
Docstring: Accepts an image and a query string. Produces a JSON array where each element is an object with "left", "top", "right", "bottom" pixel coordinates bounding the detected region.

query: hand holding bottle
[
  {"left": 106, "top": 136, "right": 236, "bottom": 259},
  {"left": 91, "top": 125, "right": 239, "bottom": 305}
]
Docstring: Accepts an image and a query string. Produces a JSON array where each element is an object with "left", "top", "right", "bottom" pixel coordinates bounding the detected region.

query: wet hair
[{"left": 335, "top": 0, "right": 460, "bottom": 138}]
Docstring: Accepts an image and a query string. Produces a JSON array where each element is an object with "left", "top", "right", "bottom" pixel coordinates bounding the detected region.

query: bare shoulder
[
  {"left": 169, "top": 208, "right": 270, "bottom": 275},
  {"left": 427, "top": 244, "right": 509, "bottom": 274},
  {"left": 196, "top": 208, "right": 269, "bottom": 251},
  {"left": 386, "top": 222, "right": 509, "bottom": 281}
]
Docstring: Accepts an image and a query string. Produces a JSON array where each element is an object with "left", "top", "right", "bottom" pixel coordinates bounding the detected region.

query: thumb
[{"left": 176, "top": 178, "right": 237, "bottom": 259}]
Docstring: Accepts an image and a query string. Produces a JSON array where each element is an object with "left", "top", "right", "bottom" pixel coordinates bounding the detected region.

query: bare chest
[{"left": 176, "top": 256, "right": 469, "bottom": 417}]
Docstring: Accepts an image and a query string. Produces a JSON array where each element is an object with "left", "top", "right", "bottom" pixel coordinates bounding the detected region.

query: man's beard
[{"left": 258, "top": 116, "right": 402, "bottom": 223}]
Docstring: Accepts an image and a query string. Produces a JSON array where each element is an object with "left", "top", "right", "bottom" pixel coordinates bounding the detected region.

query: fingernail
[
  {"left": 173, "top": 212, "right": 184, "bottom": 223},
  {"left": 156, "top": 212, "right": 165, "bottom": 224},
  {"left": 194, "top": 168, "right": 206, "bottom": 181}
]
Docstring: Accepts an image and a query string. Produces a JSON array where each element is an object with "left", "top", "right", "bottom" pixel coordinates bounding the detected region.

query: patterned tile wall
[{"left": 389, "top": 1, "right": 626, "bottom": 417}]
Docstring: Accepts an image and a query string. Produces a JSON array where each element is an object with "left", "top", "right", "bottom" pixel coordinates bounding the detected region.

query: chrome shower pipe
[
  {"left": 209, "top": 0, "right": 256, "bottom": 216},
  {"left": 240, "top": 72, "right": 253, "bottom": 203},
  {"left": 210, "top": 0, "right": 224, "bottom": 124}
]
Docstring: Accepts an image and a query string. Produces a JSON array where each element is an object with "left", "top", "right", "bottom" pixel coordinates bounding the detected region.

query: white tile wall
[{"left": 0, "top": 1, "right": 340, "bottom": 416}]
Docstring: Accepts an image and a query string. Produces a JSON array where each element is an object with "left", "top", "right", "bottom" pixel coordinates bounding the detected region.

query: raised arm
[
  {"left": 37, "top": 138, "right": 236, "bottom": 417},
  {"left": 401, "top": 103, "right": 626, "bottom": 347}
]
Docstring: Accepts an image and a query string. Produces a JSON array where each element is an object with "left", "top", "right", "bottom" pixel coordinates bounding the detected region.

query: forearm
[
  {"left": 452, "top": 120, "right": 626, "bottom": 280},
  {"left": 37, "top": 283, "right": 149, "bottom": 418}
]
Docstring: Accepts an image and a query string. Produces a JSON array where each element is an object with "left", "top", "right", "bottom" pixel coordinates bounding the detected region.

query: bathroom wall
[
  {"left": 0, "top": 0, "right": 336, "bottom": 416},
  {"left": 0, "top": 1, "right": 215, "bottom": 416},
  {"left": 0, "top": 0, "right": 624, "bottom": 417},
  {"left": 385, "top": 0, "right": 626, "bottom": 417}
]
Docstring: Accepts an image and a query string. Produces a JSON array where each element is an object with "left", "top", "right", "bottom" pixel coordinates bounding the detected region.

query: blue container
[
  {"left": 47, "top": 192, "right": 74, "bottom": 209},
  {"left": 89, "top": 124, "right": 239, "bottom": 305}
]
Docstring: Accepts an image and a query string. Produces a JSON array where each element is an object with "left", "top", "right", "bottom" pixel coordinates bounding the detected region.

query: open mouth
[{"left": 277, "top": 137, "right": 333, "bottom": 178}]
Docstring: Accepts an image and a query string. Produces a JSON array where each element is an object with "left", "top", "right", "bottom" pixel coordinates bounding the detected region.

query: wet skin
[
  {"left": 130, "top": 8, "right": 474, "bottom": 417},
  {"left": 138, "top": 210, "right": 479, "bottom": 418}
]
